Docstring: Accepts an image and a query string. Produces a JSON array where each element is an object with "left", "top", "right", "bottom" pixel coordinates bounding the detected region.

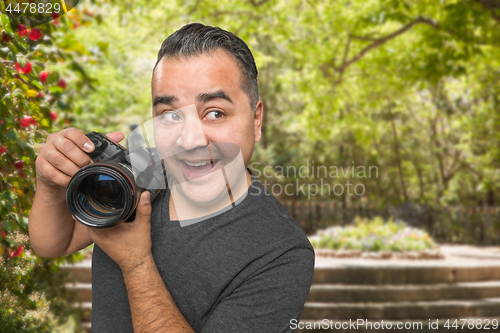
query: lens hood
[{"left": 66, "top": 160, "right": 139, "bottom": 228}]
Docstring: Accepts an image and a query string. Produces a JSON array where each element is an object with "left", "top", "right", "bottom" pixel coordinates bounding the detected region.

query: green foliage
[
  {"left": 311, "top": 216, "right": 436, "bottom": 252},
  {"left": 0, "top": 2, "right": 99, "bottom": 331},
  {"left": 70, "top": 0, "right": 500, "bottom": 206},
  {"left": 0, "top": 232, "right": 85, "bottom": 333}
]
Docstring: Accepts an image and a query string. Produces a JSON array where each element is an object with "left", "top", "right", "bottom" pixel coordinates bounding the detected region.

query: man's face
[{"left": 151, "top": 49, "right": 263, "bottom": 205}]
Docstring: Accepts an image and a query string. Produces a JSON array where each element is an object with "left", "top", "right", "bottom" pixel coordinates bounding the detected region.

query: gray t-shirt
[{"left": 91, "top": 172, "right": 315, "bottom": 332}]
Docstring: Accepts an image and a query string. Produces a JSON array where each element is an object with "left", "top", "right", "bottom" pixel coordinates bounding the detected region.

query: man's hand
[
  {"left": 88, "top": 191, "right": 153, "bottom": 273},
  {"left": 36, "top": 127, "right": 124, "bottom": 191},
  {"left": 29, "top": 128, "right": 125, "bottom": 258}
]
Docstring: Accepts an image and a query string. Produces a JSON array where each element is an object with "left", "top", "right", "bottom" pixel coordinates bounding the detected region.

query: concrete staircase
[
  {"left": 61, "top": 246, "right": 500, "bottom": 333},
  {"left": 299, "top": 254, "right": 500, "bottom": 332},
  {"left": 62, "top": 259, "right": 92, "bottom": 333}
]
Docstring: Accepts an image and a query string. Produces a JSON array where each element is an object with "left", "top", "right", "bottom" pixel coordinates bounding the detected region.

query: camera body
[{"left": 66, "top": 132, "right": 164, "bottom": 228}]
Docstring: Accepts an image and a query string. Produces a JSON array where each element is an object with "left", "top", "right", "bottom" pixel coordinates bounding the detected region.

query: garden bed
[{"left": 310, "top": 216, "right": 444, "bottom": 260}]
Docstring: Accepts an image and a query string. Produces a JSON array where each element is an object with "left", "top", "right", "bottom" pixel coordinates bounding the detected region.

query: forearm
[
  {"left": 122, "top": 255, "right": 195, "bottom": 333},
  {"left": 28, "top": 181, "right": 76, "bottom": 257}
]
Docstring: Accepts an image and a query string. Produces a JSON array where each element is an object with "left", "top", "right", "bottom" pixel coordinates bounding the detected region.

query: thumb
[{"left": 135, "top": 191, "right": 152, "bottom": 222}]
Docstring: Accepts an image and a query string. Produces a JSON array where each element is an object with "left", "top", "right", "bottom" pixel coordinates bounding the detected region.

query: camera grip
[{"left": 85, "top": 132, "right": 127, "bottom": 163}]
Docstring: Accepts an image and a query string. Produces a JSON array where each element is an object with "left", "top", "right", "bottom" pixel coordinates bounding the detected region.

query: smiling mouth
[{"left": 180, "top": 159, "right": 220, "bottom": 179}]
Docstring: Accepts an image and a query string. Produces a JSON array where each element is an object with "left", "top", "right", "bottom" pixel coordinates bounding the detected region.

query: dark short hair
[{"left": 153, "top": 23, "right": 259, "bottom": 109}]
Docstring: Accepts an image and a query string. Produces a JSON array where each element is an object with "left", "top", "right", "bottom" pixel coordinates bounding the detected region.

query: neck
[{"left": 169, "top": 169, "right": 252, "bottom": 222}]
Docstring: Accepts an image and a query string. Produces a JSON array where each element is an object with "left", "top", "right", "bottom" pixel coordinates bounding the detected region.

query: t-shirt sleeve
[{"left": 200, "top": 247, "right": 315, "bottom": 333}]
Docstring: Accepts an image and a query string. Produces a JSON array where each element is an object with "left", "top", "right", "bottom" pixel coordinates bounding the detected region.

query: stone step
[
  {"left": 302, "top": 298, "right": 500, "bottom": 320},
  {"left": 313, "top": 264, "right": 500, "bottom": 285},
  {"left": 297, "top": 317, "right": 500, "bottom": 333},
  {"left": 80, "top": 321, "right": 91, "bottom": 333},
  {"left": 307, "top": 281, "right": 500, "bottom": 303},
  {"left": 60, "top": 259, "right": 92, "bottom": 283},
  {"left": 66, "top": 282, "right": 92, "bottom": 302}
]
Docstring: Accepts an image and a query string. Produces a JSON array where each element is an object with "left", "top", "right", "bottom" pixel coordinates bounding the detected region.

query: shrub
[
  {"left": 0, "top": 3, "right": 99, "bottom": 332},
  {"left": 311, "top": 216, "right": 437, "bottom": 252}
]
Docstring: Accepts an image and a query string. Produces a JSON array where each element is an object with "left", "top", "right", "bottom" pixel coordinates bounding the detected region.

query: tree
[{"left": 68, "top": 0, "right": 500, "bottom": 206}]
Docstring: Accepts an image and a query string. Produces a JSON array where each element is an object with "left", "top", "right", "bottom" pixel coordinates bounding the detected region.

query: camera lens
[
  {"left": 78, "top": 174, "right": 125, "bottom": 216},
  {"left": 66, "top": 161, "right": 139, "bottom": 228}
]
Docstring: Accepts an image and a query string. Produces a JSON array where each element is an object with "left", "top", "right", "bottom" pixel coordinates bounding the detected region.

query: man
[{"left": 29, "top": 23, "right": 314, "bottom": 332}]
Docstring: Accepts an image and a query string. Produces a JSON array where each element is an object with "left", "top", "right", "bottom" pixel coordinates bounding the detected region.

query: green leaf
[
  {"left": 7, "top": 129, "right": 18, "bottom": 142},
  {"left": 48, "top": 86, "right": 63, "bottom": 94},
  {"left": 13, "top": 88, "right": 24, "bottom": 96},
  {"left": 97, "top": 41, "right": 109, "bottom": 54},
  {"left": 31, "top": 80, "right": 43, "bottom": 90},
  {"left": 40, "top": 118, "right": 49, "bottom": 127},
  {"left": 40, "top": 105, "right": 51, "bottom": 117},
  {"left": 8, "top": 43, "right": 18, "bottom": 55},
  {"left": 47, "top": 71, "right": 59, "bottom": 85},
  {"left": 16, "top": 215, "right": 28, "bottom": 230},
  {"left": 19, "top": 57, "right": 27, "bottom": 68},
  {"left": 6, "top": 51, "right": 14, "bottom": 61},
  {"left": 3, "top": 220, "right": 18, "bottom": 232},
  {"left": 1, "top": 14, "right": 10, "bottom": 27},
  {"left": 1, "top": 190, "right": 15, "bottom": 201}
]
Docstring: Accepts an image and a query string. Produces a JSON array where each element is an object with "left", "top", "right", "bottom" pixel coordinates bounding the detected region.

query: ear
[{"left": 253, "top": 100, "right": 263, "bottom": 143}]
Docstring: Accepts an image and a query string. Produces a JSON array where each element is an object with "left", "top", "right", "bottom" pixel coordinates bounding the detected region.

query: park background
[{"left": 1, "top": 0, "right": 500, "bottom": 331}]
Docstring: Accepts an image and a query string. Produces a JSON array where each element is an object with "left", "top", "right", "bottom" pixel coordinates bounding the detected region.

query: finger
[
  {"left": 53, "top": 135, "right": 93, "bottom": 168},
  {"left": 45, "top": 149, "right": 82, "bottom": 177},
  {"left": 134, "top": 192, "right": 152, "bottom": 223},
  {"left": 62, "top": 127, "right": 95, "bottom": 153},
  {"left": 39, "top": 159, "right": 72, "bottom": 187},
  {"left": 106, "top": 132, "right": 125, "bottom": 144}
]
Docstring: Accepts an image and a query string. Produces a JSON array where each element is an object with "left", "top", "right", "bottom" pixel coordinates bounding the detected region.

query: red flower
[
  {"left": 29, "top": 117, "right": 37, "bottom": 125},
  {"left": 19, "top": 116, "right": 32, "bottom": 127},
  {"left": 37, "top": 92, "right": 44, "bottom": 98},
  {"left": 13, "top": 160, "right": 25, "bottom": 170},
  {"left": 1, "top": 30, "right": 11, "bottom": 42},
  {"left": 15, "top": 62, "right": 32, "bottom": 74},
  {"left": 53, "top": 18, "right": 60, "bottom": 25},
  {"left": 57, "top": 78, "right": 67, "bottom": 89},
  {"left": 0, "top": 146, "right": 5, "bottom": 154},
  {"left": 29, "top": 28, "right": 42, "bottom": 41},
  {"left": 40, "top": 70, "right": 49, "bottom": 82},
  {"left": 9, "top": 245, "right": 24, "bottom": 258},
  {"left": 0, "top": 231, "right": 5, "bottom": 238},
  {"left": 17, "top": 24, "right": 28, "bottom": 36},
  {"left": 73, "top": 21, "right": 79, "bottom": 29},
  {"left": 50, "top": 112, "right": 58, "bottom": 121},
  {"left": 51, "top": 12, "right": 59, "bottom": 19}
]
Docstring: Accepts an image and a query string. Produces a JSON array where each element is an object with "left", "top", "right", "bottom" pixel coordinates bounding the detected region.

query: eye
[
  {"left": 162, "top": 111, "right": 182, "bottom": 122},
  {"left": 203, "top": 110, "right": 224, "bottom": 121}
]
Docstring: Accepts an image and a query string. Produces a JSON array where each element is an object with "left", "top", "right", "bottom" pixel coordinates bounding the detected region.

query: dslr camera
[{"left": 66, "top": 132, "right": 164, "bottom": 228}]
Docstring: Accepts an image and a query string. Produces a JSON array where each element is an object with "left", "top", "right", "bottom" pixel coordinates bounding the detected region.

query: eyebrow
[
  {"left": 153, "top": 95, "right": 178, "bottom": 107},
  {"left": 197, "top": 90, "right": 233, "bottom": 104},
  {"left": 152, "top": 90, "right": 233, "bottom": 107}
]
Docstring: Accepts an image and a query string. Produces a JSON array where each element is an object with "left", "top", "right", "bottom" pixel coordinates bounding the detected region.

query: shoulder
[{"left": 229, "top": 174, "right": 315, "bottom": 257}]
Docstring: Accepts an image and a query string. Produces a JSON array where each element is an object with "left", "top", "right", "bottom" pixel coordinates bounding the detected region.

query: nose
[{"left": 176, "top": 115, "right": 207, "bottom": 151}]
